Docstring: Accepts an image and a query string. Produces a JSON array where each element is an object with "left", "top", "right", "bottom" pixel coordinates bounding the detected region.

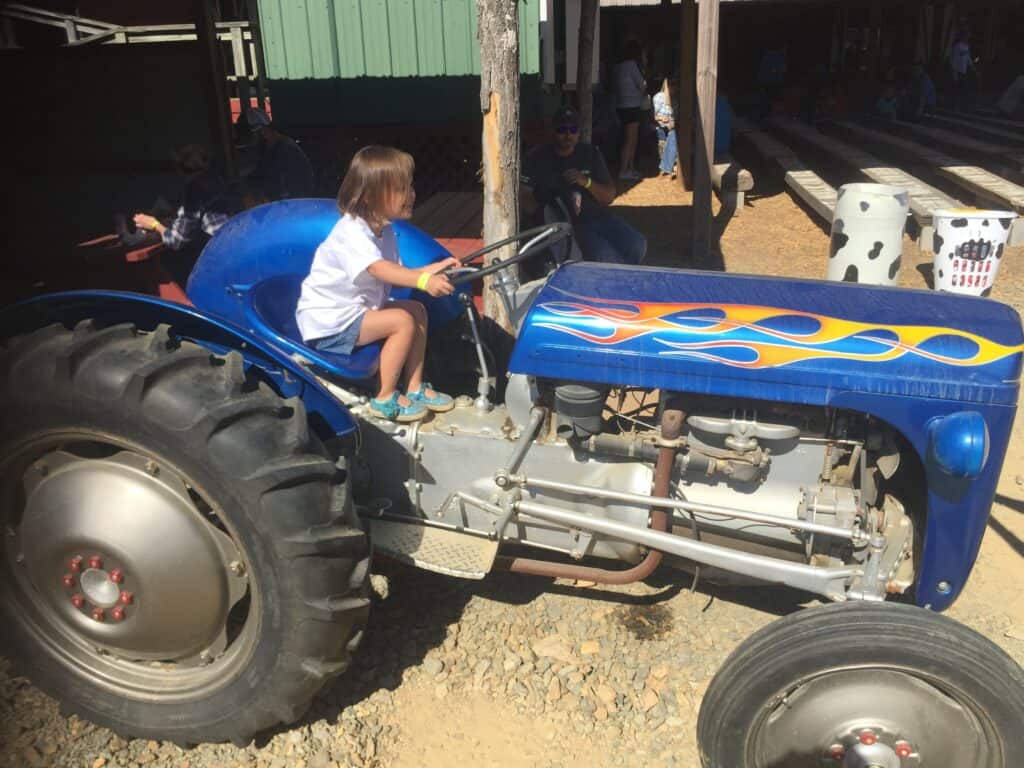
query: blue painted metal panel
[
  {"left": 510, "top": 263, "right": 1023, "bottom": 406},
  {"left": 0, "top": 291, "right": 358, "bottom": 442},
  {"left": 830, "top": 390, "right": 1015, "bottom": 611}
]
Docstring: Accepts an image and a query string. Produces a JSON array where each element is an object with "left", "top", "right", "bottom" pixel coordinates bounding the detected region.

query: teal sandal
[
  {"left": 406, "top": 382, "right": 455, "bottom": 413},
  {"left": 369, "top": 391, "right": 428, "bottom": 422}
]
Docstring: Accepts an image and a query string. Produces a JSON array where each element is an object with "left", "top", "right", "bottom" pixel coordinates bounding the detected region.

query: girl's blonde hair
[{"left": 336, "top": 145, "right": 414, "bottom": 224}]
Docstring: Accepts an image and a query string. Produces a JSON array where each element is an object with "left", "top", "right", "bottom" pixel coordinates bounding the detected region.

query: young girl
[{"left": 296, "top": 146, "right": 457, "bottom": 422}]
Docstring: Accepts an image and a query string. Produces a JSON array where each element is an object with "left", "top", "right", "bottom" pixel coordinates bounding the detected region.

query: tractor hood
[{"left": 509, "top": 263, "right": 1023, "bottom": 406}]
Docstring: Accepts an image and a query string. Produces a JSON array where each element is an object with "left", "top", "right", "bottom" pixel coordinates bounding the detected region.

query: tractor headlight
[{"left": 927, "top": 411, "right": 989, "bottom": 479}]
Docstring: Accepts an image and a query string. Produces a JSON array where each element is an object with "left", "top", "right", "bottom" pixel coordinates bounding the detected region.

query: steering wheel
[{"left": 447, "top": 222, "right": 573, "bottom": 287}]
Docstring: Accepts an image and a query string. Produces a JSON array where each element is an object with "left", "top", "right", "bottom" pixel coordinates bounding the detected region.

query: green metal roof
[{"left": 258, "top": 0, "right": 540, "bottom": 80}]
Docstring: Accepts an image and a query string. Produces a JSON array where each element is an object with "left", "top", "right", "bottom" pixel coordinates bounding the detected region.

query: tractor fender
[{"left": 0, "top": 290, "right": 358, "bottom": 442}]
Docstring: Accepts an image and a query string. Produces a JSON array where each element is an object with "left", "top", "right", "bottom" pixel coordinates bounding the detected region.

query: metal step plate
[{"left": 368, "top": 519, "right": 498, "bottom": 580}]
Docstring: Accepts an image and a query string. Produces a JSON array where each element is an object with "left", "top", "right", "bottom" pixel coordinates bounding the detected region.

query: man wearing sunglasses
[{"left": 521, "top": 107, "right": 646, "bottom": 266}]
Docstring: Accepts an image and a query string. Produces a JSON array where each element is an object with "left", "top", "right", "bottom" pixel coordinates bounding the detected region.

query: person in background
[
  {"left": 875, "top": 84, "right": 899, "bottom": 121},
  {"left": 653, "top": 78, "right": 678, "bottom": 179},
  {"left": 243, "top": 107, "right": 315, "bottom": 201},
  {"left": 950, "top": 32, "right": 976, "bottom": 113},
  {"left": 613, "top": 40, "right": 647, "bottom": 181},
  {"left": 902, "top": 62, "right": 937, "bottom": 122},
  {"left": 757, "top": 42, "right": 787, "bottom": 117},
  {"left": 133, "top": 144, "right": 234, "bottom": 251},
  {"left": 521, "top": 106, "right": 646, "bottom": 266}
]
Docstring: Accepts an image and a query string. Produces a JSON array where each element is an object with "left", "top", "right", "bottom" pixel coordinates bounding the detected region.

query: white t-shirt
[
  {"left": 614, "top": 60, "right": 646, "bottom": 109},
  {"left": 295, "top": 213, "right": 400, "bottom": 342}
]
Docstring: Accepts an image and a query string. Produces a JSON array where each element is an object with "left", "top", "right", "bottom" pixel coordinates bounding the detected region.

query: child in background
[
  {"left": 296, "top": 146, "right": 458, "bottom": 422},
  {"left": 653, "top": 79, "right": 678, "bottom": 179}
]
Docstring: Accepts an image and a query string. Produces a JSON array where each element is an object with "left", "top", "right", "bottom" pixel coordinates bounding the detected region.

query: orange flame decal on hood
[{"left": 535, "top": 291, "right": 1023, "bottom": 370}]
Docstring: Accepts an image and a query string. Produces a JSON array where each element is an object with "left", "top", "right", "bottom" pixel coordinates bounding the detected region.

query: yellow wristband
[
  {"left": 416, "top": 272, "right": 431, "bottom": 291},
  {"left": 584, "top": 176, "right": 593, "bottom": 190}
]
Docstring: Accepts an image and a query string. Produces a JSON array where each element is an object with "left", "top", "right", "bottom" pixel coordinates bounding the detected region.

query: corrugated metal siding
[{"left": 259, "top": 0, "right": 540, "bottom": 80}]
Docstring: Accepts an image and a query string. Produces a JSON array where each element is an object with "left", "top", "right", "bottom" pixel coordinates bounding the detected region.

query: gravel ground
[{"left": 2, "top": 177, "right": 1023, "bottom": 768}]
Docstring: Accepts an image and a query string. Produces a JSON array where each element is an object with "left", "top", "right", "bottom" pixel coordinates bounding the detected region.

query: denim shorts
[{"left": 311, "top": 315, "right": 364, "bottom": 356}]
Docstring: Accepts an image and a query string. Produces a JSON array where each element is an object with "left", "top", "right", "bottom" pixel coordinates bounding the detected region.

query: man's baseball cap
[
  {"left": 552, "top": 106, "right": 580, "bottom": 126},
  {"left": 244, "top": 107, "right": 272, "bottom": 131}
]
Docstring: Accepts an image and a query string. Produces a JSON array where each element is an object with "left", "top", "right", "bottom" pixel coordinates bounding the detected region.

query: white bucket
[
  {"left": 931, "top": 209, "right": 1017, "bottom": 296},
  {"left": 827, "top": 183, "right": 910, "bottom": 286}
]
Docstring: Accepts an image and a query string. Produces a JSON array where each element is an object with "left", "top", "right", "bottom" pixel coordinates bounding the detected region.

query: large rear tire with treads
[{"left": 0, "top": 320, "right": 370, "bottom": 744}]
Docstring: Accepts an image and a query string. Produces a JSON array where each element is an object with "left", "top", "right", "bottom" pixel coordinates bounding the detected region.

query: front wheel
[
  {"left": 697, "top": 602, "right": 1024, "bottom": 768},
  {"left": 0, "top": 321, "right": 371, "bottom": 744}
]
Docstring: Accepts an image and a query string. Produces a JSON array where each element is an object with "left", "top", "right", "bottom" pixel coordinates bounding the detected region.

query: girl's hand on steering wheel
[
  {"left": 424, "top": 273, "right": 454, "bottom": 297},
  {"left": 428, "top": 257, "right": 460, "bottom": 274}
]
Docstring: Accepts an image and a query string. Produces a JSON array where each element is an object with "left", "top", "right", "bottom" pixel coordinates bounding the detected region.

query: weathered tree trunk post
[
  {"left": 576, "top": 0, "right": 598, "bottom": 143},
  {"left": 194, "top": 0, "right": 236, "bottom": 177},
  {"left": 691, "top": 0, "right": 719, "bottom": 267},
  {"left": 678, "top": 0, "right": 697, "bottom": 191},
  {"left": 477, "top": 0, "right": 520, "bottom": 332}
]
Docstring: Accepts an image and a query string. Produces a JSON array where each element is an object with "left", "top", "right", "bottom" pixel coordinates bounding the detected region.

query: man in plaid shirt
[{"left": 134, "top": 145, "right": 234, "bottom": 251}]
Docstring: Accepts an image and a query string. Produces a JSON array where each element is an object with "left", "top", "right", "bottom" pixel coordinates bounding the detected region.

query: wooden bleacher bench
[
  {"left": 766, "top": 117, "right": 961, "bottom": 243},
  {"left": 934, "top": 106, "right": 1024, "bottom": 133},
  {"left": 735, "top": 118, "right": 837, "bottom": 223},
  {"left": 923, "top": 113, "right": 1024, "bottom": 147},
  {"left": 710, "top": 155, "right": 753, "bottom": 216},
  {"left": 891, "top": 120, "right": 1024, "bottom": 180},
  {"left": 831, "top": 120, "right": 1024, "bottom": 246}
]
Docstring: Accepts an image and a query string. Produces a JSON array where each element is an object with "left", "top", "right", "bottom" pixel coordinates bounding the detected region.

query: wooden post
[
  {"left": 246, "top": 0, "right": 269, "bottom": 110},
  {"left": 194, "top": 0, "right": 236, "bottom": 177},
  {"left": 866, "top": 0, "right": 884, "bottom": 81},
  {"left": 230, "top": 25, "right": 252, "bottom": 113},
  {"left": 691, "top": 0, "right": 719, "bottom": 267},
  {"left": 576, "top": 0, "right": 598, "bottom": 144},
  {"left": 678, "top": 0, "right": 696, "bottom": 191},
  {"left": 477, "top": 0, "right": 520, "bottom": 331}
]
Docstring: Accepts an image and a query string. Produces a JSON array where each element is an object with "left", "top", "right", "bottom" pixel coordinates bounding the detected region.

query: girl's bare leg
[
  {"left": 395, "top": 300, "right": 430, "bottom": 393},
  {"left": 356, "top": 305, "right": 416, "bottom": 401}
]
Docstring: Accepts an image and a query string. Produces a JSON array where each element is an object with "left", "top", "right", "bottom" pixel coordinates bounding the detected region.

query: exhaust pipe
[{"left": 497, "top": 396, "right": 685, "bottom": 584}]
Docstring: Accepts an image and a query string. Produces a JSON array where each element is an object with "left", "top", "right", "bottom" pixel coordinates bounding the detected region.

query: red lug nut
[
  {"left": 109, "top": 568, "right": 124, "bottom": 584},
  {"left": 90, "top": 608, "right": 105, "bottom": 622},
  {"left": 62, "top": 573, "right": 76, "bottom": 588},
  {"left": 827, "top": 744, "right": 845, "bottom": 760},
  {"left": 70, "top": 594, "right": 86, "bottom": 609},
  {"left": 895, "top": 742, "right": 913, "bottom": 759},
  {"left": 69, "top": 555, "right": 83, "bottom": 573},
  {"left": 111, "top": 606, "right": 126, "bottom": 621},
  {"left": 119, "top": 591, "right": 133, "bottom": 605},
  {"left": 858, "top": 730, "right": 878, "bottom": 746},
  {"left": 87, "top": 555, "right": 103, "bottom": 570}
]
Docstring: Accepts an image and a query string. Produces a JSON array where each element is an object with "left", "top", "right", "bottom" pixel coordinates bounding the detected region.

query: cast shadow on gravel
[
  {"left": 988, "top": 514, "right": 1024, "bottom": 558},
  {"left": 249, "top": 556, "right": 818, "bottom": 745}
]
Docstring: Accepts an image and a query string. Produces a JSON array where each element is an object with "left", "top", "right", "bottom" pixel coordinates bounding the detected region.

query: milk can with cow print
[{"left": 827, "top": 183, "right": 910, "bottom": 287}]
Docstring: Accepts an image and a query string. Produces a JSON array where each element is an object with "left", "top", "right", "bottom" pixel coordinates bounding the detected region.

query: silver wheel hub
[
  {"left": 753, "top": 668, "right": 989, "bottom": 767},
  {"left": 13, "top": 450, "right": 247, "bottom": 664},
  {"left": 80, "top": 568, "right": 120, "bottom": 607}
]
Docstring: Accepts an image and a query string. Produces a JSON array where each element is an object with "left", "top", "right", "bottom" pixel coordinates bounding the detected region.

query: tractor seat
[{"left": 241, "top": 274, "right": 380, "bottom": 382}]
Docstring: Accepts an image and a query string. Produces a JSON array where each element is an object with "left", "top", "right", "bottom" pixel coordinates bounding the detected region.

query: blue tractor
[{"left": 2, "top": 199, "right": 1023, "bottom": 765}]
